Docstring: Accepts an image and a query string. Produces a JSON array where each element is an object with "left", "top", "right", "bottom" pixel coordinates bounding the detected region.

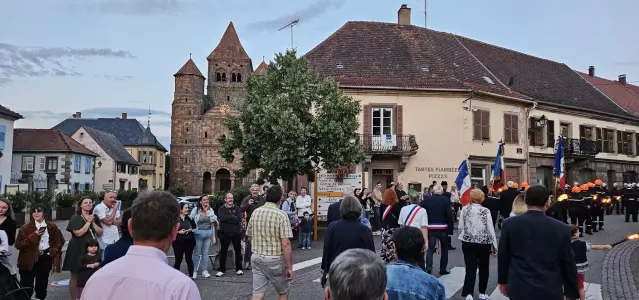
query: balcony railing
[
  {"left": 139, "top": 163, "right": 156, "bottom": 172},
  {"left": 561, "top": 138, "right": 601, "bottom": 157},
  {"left": 358, "top": 134, "right": 419, "bottom": 155}
]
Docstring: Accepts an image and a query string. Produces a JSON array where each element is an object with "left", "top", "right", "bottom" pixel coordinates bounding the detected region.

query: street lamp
[{"left": 528, "top": 114, "right": 548, "bottom": 135}]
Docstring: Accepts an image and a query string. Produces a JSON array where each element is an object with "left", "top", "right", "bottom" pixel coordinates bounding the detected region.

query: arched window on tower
[
  {"left": 216, "top": 72, "right": 222, "bottom": 82},
  {"left": 237, "top": 73, "right": 242, "bottom": 82},
  {"left": 221, "top": 73, "right": 226, "bottom": 82},
  {"left": 231, "top": 73, "right": 237, "bottom": 82}
]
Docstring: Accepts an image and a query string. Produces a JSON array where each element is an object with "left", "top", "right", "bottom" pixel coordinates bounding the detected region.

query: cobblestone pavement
[{"left": 6, "top": 214, "right": 639, "bottom": 300}]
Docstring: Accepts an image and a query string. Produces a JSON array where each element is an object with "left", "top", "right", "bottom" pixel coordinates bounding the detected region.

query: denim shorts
[{"left": 251, "top": 254, "right": 289, "bottom": 295}]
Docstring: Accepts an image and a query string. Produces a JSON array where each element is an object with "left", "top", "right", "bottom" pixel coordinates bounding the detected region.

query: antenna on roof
[
  {"left": 417, "top": 0, "right": 427, "bottom": 28},
  {"left": 148, "top": 105, "right": 151, "bottom": 127},
  {"left": 189, "top": 53, "right": 192, "bottom": 59},
  {"left": 278, "top": 16, "right": 300, "bottom": 49}
]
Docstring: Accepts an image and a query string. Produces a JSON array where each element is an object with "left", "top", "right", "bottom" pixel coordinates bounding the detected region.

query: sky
[{"left": 1, "top": 0, "right": 638, "bottom": 152}]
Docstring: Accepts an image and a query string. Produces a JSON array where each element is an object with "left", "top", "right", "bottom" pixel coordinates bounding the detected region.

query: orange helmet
[
  {"left": 514, "top": 183, "right": 519, "bottom": 189},
  {"left": 524, "top": 185, "right": 529, "bottom": 191},
  {"left": 588, "top": 182, "right": 595, "bottom": 188},
  {"left": 572, "top": 186, "right": 582, "bottom": 193},
  {"left": 521, "top": 181, "right": 529, "bottom": 187},
  {"left": 594, "top": 179, "right": 603, "bottom": 186},
  {"left": 580, "top": 184, "right": 589, "bottom": 191}
]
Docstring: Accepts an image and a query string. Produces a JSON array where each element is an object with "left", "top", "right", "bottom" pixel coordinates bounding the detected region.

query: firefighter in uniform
[
  {"left": 567, "top": 184, "right": 586, "bottom": 237},
  {"left": 626, "top": 183, "right": 639, "bottom": 223},
  {"left": 547, "top": 184, "right": 569, "bottom": 223},
  {"left": 609, "top": 183, "right": 622, "bottom": 215},
  {"left": 591, "top": 179, "right": 606, "bottom": 231},
  {"left": 580, "top": 183, "right": 594, "bottom": 235}
]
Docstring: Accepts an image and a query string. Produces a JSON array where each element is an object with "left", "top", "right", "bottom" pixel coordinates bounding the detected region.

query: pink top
[{"left": 80, "top": 245, "right": 201, "bottom": 300}]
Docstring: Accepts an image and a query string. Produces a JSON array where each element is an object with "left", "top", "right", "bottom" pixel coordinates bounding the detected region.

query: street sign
[{"left": 313, "top": 172, "right": 366, "bottom": 239}]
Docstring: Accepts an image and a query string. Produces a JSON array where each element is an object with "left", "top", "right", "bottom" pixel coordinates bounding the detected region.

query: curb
[{"left": 602, "top": 240, "right": 639, "bottom": 300}]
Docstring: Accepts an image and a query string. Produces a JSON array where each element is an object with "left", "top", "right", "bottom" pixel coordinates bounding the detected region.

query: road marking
[
  {"left": 437, "top": 267, "right": 474, "bottom": 299},
  {"left": 292, "top": 257, "right": 322, "bottom": 271},
  {"left": 489, "top": 282, "right": 602, "bottom": 300}
]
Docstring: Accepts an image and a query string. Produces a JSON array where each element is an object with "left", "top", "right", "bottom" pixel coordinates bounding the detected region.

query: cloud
[
  {"left": 0, "top": 43, "right": 135, "bottom": 86},
  {"left": 245, "top": 0, "right": 345, "bottom": 32},
  {"left": 83, "top": 0, "right": 200, "bottom": 15},
  {"left": 20, "top": 107, "right": 171, "bottom": 122},
  {"left": 613, "top": 61, "right": 639, "bottom": 66}
]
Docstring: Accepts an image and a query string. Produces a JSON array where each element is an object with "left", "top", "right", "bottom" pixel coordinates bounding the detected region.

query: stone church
[{"left": 170, "top": 22, "right": 267, "bottom": 195}]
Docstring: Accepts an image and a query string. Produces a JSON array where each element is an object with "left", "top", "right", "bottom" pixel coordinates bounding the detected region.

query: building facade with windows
[
  {"left": 0, "top": 105, "right": 24, "bottom": 194},
  {"left": 11, "top": 129, "right": 97, "bottom": 193},
  {"left": 306, "top": 4, "right": 639, "bottom": 190},
  {"left": 52, "top": 112, "right": 166, "bottom": 191},
  {"left": 71, "top": 126, "right": 140, "bottom": 192}
]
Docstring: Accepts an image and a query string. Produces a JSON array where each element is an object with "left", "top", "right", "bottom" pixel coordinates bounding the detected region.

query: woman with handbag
[{"left": 63, "top": 198, "right": 103, "bottom": 300}]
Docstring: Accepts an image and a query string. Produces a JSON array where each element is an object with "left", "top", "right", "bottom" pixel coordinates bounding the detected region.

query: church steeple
[
  {"left": 207, "top": 22, "right": 251, "bottom": 61},
  {"left": 255, "top": 58, "right": 267, "bottom": 75},
  {"left": 174, "top": 58, "right": 205, "bottom": 78}
]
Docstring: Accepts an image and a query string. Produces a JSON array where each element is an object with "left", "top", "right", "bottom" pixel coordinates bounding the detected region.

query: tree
[{"left": 219, "top": 49, "right": 364, "bottom": 182}]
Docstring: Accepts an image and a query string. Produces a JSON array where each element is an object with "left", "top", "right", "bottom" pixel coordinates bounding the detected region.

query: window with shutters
[
  {"left": 621, "top": 132, "right": 633, "bottom": 155},
  {"left": 603, "top": 129, "right": 614, "bottom": 153},
  {"left": 529, "top": 117, "right": 543, "bottom": 146},
  {"left": 473, "top": 110, "right": 490, "bottom": 141},
  {"left": 579, "top": 125, "right": 594, "bottom": 141},
  {"left": 617, "top": 131, "right": 623, "bottom": 154},
  {"left": 503, "top": 114, "right": 518, "bottom": 144},
  {"left": 371, "top": 107, "right": 393, "bottom": 136},
  {"left": 560, "top": 123, "right": 571, "bottom": 138},
  {"left": 546, "top": 120, "right": 555, "bottom": 147}
]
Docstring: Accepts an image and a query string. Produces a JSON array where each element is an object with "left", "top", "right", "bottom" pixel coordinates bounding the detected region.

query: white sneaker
[
  {"left": 191, "top": 272, "right": 197, "bottom": 279},
  {"left": 308, "top": 246, "right": 312, "bottom": 249},
  {"left": 465, "top": 295, "right": 474, "bottom": 300},
  {"left": 372, "top": 231, "right": 381, "bottom": 236},
  {"left": 478, "top": 294, "right": 489, "bottom": 300},
  {"left": 302, "top": 247, "right": 306, "bottom": 250},
  {"left": 202, "top": 270, "right": 211, "bottom": 278},
  {"left": 215, "top": 271, "right": 224, "bottom": 277},
  {"left": 236, "top": 270, "right": 244, "bottom": 275}
]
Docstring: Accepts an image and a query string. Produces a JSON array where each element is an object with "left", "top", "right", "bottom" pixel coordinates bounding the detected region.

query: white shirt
[
  {"left": 0, "top": 229, "right": 8, "bottom": 253},
  {"left": 295, "top": 195, "right": 313, "bottom": 217},
  {"left": 35, "top": 220, "right": 50, "bottom": 251},
  {"left": 458, "top": 204, "right": 497, "bottom": 249},
  {"left": 397, "top": 204, "right": 429, "bottom": 228},
  {"left": 94, "top": 202, "right": 121, "bottom": 246}
]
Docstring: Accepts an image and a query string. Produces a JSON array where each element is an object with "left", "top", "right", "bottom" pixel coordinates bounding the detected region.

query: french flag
[
  {"left": 455, "top": 159, "right": 472, "bottom": 206},
  {"left": 490, "top": 142, "right": 505, "bottom": 189},
  {"left": 553, "top": 136, "right": 566, "bottom": 188}
]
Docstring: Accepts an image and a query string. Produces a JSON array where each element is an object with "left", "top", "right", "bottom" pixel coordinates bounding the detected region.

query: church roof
[
  {"left": 174, "top": 58, "right": 205, "bottom": 78},
  {"left": 254, "top": 61, "right": 267, "bottom": 75},
  {"left": 207, "top": 22, "right": 251, "bottom": 61}
]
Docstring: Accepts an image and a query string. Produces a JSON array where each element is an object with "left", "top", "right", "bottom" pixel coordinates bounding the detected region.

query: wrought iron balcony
[
  {"left": 561, "top": 138, "right": 601, "bottom": 157},
  {"left": 358, "top": 134, "right": 419, "bottom": 155}
]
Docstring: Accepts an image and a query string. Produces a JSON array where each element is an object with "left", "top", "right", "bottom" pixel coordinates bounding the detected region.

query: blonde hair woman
[
  {"left": 458, "top": 189, "right": 497, "bottom": 300},
  {"left": 510, "top": 193, "right": 528, "bottom": 217}
]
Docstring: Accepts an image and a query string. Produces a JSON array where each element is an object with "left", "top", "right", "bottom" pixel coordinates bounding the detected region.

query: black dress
[
  {"left": 0, "top": 217, "right": 16, "bottom": 246},
  {"left": 77, "top": 254, "right": 101, "bottom": 287}
]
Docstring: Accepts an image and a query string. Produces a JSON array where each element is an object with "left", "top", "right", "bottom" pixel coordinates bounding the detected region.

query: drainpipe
[{"left": 524, "top": 102, "right": 538, "bottom": 184}]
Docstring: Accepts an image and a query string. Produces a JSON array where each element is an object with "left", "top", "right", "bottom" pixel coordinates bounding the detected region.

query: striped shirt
[{"left": 246, "top": 202, "right": 293, "bottom": 256}]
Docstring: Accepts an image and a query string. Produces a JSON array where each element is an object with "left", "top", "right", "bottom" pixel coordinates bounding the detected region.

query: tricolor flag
[
  {"left": 489, "top": 142, "right": 505, "bottom": 190},
  {"left": 455, "top": 159, "right": 472, "bottom": 206},
  {"left": 553, "top": 136, "right": 566, "bottom": 188}
]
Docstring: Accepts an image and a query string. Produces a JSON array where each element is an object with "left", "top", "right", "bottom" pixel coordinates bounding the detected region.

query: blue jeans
[
  {"left": 426, "top": 230, "right": 449, "bottom": 272},
  {"left": 300, "top": 232, "right": 311, "bottom": 248},
  {"left": 193, "top": 229, "right": 212, "bottom": 272}
]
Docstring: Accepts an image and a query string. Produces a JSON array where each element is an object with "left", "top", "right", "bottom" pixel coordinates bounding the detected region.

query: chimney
[
  {"left": 122, "top": 113, "right": 127, "bottom": 119},
  {"left": 73, "top": 112, "right": 81, "bottom": 119},
  {"left": 619, "top": 74, "right": 627, "bottom": 85},
  {"left": 398, "top": 4, "right": 411, "bottom": 26},
  {"left": 588, "top": 66, "right": 595, "bottom": 77}
]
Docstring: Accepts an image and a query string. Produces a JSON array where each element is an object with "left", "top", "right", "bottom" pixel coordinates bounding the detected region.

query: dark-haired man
[
  {"left": 81, "top": 191, "right": 200, "bottom": 300},
  {"left": 498, "top": 185, "right": 578, "bottom": 300},
  {"left": 247, "top": 185, "right": 294, "bottom": 300},
  {"left": 386, "top": 226, "right": 445, "bottom": 300}
]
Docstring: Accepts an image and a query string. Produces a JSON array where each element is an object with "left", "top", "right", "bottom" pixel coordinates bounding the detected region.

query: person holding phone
[
  {"left": 173, "top": 202, "right": 196, "bottom": 276},
  {"left": 15, "top": 204, "right": 65, "bottom": 300}
]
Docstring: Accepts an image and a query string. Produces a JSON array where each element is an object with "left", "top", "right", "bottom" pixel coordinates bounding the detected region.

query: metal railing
[
  {"left": 358, "top": 134, "right": 419, "bottom": 154},
  {"left": 563, "top": 138, "right": 601, "bottom": 157}
]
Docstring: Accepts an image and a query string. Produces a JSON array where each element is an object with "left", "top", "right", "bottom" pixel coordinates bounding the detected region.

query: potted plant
[
  {"left": 55, "top": 192, "right": 76, "bottom": 220},
  {"left": 6, "top": 191, "right": 27, "bottom": 227}
]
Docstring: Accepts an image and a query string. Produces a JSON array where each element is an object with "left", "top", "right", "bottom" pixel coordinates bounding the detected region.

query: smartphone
[{"left": 38, "top": 227, "right": 47, "bottom": 233}]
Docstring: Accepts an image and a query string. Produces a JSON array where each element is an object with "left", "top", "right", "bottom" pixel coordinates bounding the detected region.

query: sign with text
[
  {"left": 414, "top": 166, "right": 459, "bottom": 180},
  {"left": 315, "top": 173, "right": 365, "bottom": 220}
]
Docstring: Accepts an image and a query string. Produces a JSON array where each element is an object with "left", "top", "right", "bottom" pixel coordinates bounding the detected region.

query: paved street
[{"left": 6, "top": 213, "right": 639, "bottom": 300}]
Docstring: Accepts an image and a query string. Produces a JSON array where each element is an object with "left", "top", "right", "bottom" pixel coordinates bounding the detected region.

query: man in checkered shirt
[{"left": 246, "top": 185, "right": 294, "bottom": 300}]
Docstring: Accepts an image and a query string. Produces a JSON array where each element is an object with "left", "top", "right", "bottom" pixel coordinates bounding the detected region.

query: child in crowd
[
  {"left": 78, "top": 239, "right": 102, "bottom": 296},
  {"left": 300, "top": 212, "right": 313, "bottom": 249},
  {"left": 570, "top": 225, "right": 611, "bottom": 300}
]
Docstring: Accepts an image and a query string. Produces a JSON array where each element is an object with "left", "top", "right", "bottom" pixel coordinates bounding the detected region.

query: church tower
[{"left": 207, "top": 22, "right": 253, "bottom": 110}]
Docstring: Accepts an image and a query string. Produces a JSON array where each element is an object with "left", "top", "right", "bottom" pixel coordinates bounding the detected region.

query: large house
[
  {"left": 53, "top": 113, "right": 166, "bottom": 190},
  {"left": 11, "top": 129, "right": 97, "bottom": 193},
  {"left": 0, "top": 105, "right": 23, "bottom": 194},
  {"left": 305, "top": 4, "right": 639, "bottom": 190},
  {"left": 71, "top": 126, "right": 140, "bottom": 192}
]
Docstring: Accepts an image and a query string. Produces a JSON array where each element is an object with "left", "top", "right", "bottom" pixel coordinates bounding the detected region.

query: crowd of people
[{"left": 0, "top": 175, "right": 632, "bottom": 300}]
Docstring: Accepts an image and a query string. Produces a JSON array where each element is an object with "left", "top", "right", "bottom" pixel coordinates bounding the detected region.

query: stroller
[{"left": 0, "top": 260, "right": 31, "bottom": 300}]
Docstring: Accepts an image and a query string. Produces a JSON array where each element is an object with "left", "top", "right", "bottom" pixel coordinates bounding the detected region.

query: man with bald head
[
  {"left": 216, "top": 192, "right": 244, "bottom": 277},
  {"left": 93, "top": 191, "right": 122, "bottom": 251}
]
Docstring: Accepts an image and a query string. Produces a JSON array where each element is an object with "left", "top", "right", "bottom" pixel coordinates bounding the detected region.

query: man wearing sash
[
  {"left": 398, "top": 193, "right": 429, "bottom": 270},
  {"left": 420, "top": 185, "right": 454, "bottom": 275}
]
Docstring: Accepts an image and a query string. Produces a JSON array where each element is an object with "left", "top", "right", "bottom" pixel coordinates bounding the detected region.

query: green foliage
[
  {"left": 4, "top": 191, "right": 28, "bottom": 211},
  {"left": 169, "top": 187, "right": 186, "bottom": 197},
  {"left": 54, "top": 192, "right": 78, "bottom": 208},
  {"left": 218, "top": 49, "right": 364, "bottom": 182},
  {"left": 117, "top": 189, "right": 138, "bottom": 202}
]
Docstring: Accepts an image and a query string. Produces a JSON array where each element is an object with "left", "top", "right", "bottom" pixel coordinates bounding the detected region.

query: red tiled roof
[
  {"left": 254, "top": 61, "right": 267, "bottom": 75},
  {"left": 304, "top": 22, "right": 531, "bottom": 101},
  {"left": 174, "top": 58, "right": 205, "bottom": 78},
  {"left": 577, "top": 71, "right": 639, "bottom": 116},
  {"left": 208, "top": 22, "right": 251, "bottom": 61},
  {"left": 13, "top": 129, "right": 97, "bottom": 156}
]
